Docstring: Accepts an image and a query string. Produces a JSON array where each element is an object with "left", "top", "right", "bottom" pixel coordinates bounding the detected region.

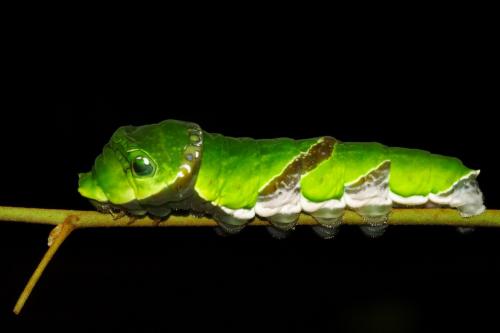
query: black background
[{"left": 1, "top": 21, "right": 498, "bottom": 332}]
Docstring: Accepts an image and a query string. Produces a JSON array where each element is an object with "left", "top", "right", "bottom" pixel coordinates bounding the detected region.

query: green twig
[
  {"left": 1, "top": 205, "right": 500, "bottom": 228},
  {"left": 2, "top": 205, "right": 500, "bottom": 315},
  {"left": 12, "top": 217, "right": 77, "bottom": 315}
]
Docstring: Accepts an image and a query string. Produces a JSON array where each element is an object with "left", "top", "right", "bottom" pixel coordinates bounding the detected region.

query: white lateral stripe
[{"left": 217, "top": 169, "right": 484, "bottom": 220}]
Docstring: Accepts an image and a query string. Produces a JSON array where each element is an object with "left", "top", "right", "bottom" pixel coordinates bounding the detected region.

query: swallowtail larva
[{"left": 78, "top": 119, "right": 485, "bottom": 238}]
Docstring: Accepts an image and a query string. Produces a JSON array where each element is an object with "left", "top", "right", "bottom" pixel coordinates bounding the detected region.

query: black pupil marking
[{"left": 133, "top": 156, "right": 154, "bottom": 176}]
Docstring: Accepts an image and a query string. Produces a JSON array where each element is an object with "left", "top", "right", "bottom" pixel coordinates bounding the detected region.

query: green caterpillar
[{"left": 78, "top": 119, "right": 485, "bottom": 238}]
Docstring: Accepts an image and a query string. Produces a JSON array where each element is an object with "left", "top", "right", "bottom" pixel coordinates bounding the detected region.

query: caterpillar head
[{"left": 78, "top": 119, "right": 203, "bottom": 214}]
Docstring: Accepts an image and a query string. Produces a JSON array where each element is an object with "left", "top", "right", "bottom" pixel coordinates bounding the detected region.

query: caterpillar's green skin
[{"left": 78, "top": 119, "right": 485, "bottom": 238}]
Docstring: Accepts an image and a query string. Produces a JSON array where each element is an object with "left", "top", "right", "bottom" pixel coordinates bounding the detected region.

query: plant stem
[
  {"left": 2, "top": 205, "right": 500, "bottom": 315},
  {"left": 1, "top": 205, "right": 500, "bottom": 228},
  {"left": 12, "top": 216, "right": 77, "bottom": 315}
]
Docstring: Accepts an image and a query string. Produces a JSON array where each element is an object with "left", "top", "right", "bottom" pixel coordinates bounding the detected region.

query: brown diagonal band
[{"left": 259, "top": 136, "right": 338, "bottom": 197}]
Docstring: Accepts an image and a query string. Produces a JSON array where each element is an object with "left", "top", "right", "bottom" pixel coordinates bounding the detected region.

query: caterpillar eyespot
[
  {"left": 78, "top": 119, "right": 486, "bottom": 238},
  {"left": 132, "top": 156, "right": 154, "bottom": 176}
]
